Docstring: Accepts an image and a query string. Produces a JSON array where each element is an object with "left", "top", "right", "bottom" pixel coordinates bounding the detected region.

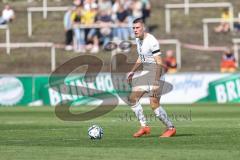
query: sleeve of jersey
[{"left": 151, "top": 39, "right": 161, "bottom": 56}]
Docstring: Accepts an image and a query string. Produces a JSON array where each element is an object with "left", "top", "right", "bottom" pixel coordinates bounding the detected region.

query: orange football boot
[
  {"left": 133, "top": 126, "right": 151, "bottom": 138},
  {"left": 160, "top": 127, "right": 176, "bottom": 138}
]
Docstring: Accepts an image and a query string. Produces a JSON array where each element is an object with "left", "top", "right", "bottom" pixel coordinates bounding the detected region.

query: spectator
[
  {"left": 214, "top": 8, "right": 232, "bottom": 33},
  {"left": 220, "top": 49, "right": 237, "bottom": 73},
  {"left": 141, "top": 0, "right": 151, "bottom": 23},
  {"left": 98, "top": 0, "right": 112, "bottom": 15},
  {"left": 96, "top": 10, "right": 113, "bottom": 47},
  {"left": 114, "top": 3, "right": 129, "bottom": 41},
  {"left": 64, "top": 8, "right": 74, "bottom": 51},
  {"left": 123, "top": 0, "right": 132, "bottom": 12},
  {"left": 131, "top": 0, "right": 143, "bottom": 20},
  {"left": 0, "top": 4, "right": 15, "bottom": 25},
  {"left": 73, "top": 0, "right": 83, "bottom": 7},
  {"left": 112, "top": 0, "right": 121, "bottom": 21},
  {"left": 82, "top": 2, "right": 99, "bottom": 53},
  {"left": 83, "top": 0, "right": 98, "bottom": 11},
  {"left": 123, "top": 0, "right": 135, "bottom": 39},
  {"left": 71, "top": 6, "right": 86, "bottom": 53},
  {"left": 164, "top": 50, "right": 177, "bottom": 73}
]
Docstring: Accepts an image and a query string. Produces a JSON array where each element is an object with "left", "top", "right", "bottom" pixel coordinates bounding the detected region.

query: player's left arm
[
  {"left": 152, "top": 54, "right": 165, "bottom": 98},
  {"left": 153, "top": 54, "right": 164, "bottom": 82},
  {"left": 151, "top": 39, "right": 167, "bottom": 82}
]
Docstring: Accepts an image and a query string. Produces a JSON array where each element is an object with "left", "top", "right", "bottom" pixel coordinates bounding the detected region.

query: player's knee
[
  {"left": 128, "top": 95, "right": 138, "bottom": 106},
  {"left": 151, "top": 98, "right": 159, "bottom": 104},
  {"left": 150, "top": 98, "right": 160, "bottom": 109}
]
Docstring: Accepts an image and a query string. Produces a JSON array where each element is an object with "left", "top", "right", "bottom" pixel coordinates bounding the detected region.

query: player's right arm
[{"left": 127, "top": 57, "right": 141, "bottom": 84}]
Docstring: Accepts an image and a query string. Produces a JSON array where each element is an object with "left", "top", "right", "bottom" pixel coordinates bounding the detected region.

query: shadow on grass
[
  {"left": 174, "top": 134, "right": 195, "bottom": 137},
  {"left": 142, "top": 133, "right": 195, "bottom": 138}
]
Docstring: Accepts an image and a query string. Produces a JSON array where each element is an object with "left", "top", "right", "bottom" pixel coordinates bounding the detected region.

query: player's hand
[
  {"left": 127, "top": 72, "right": 134, "bottom": 84},
  {"left": 152, "top": 81, "right": 160, "bottom": 97}
]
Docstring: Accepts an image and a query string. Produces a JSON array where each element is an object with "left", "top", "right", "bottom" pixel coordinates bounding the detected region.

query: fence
[
  {"left": 184, "top": 0, "right": 190, "bottom": 15},
  {"left": 232, "top": 38, "right": 240, "bottom": 67},
  {"left": 27, "top": 0, "right": 48, "bottom": 19},
  {"left": 0, "top": 25, "right": 10, "bottom": 54},
  {"left": 0, "top": 42, "right": 56, "bottom": 71},
  {"left": 27, "top": 6, "right": 69, "bottom": 37},
  {"left": 203, "top": 18, "right": 239, "bottom": 48},
  {"left": 165, "top": 2, "right": 234, "bottom": 33}
]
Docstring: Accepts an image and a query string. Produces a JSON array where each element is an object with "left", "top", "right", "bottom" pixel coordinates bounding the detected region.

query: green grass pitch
[{"left": 0, "top": 104, "right": 239, "bottom": 160}]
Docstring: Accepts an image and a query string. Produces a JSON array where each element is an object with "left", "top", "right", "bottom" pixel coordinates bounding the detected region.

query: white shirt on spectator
[
  {"left": 132, "top": 1, "right": 143, "bottom": 19},
  {"left": 2, "top": 9, "right": 14, "bottom": 21},
  {"left": 98, "top": 0, "right": 112, "bottom": 12}
]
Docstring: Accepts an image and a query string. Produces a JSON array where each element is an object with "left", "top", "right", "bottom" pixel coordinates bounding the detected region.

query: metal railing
[
  {"left": 27, "top": 6, "right": 69, "bottom": 37},
  {"left": 203, "top": 18, "right": 240, "bottom": 48},
  {"left": 0, "top": 25, "right": 10, "bottom": 54},
  {"left": 165, "top": 2, "right": 234, "bottom": 33},
  {"left": 27, "top": 0, "right": 49, "bottom": 19},
  {"left": 0, "top": 42, "right": 56, "bottom": 71},
  {"left": 232, "top": 38, "right": 240, "bottom": 67}
]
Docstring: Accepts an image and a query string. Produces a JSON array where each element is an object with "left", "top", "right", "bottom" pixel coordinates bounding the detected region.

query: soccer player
[{"left": 127, "top": 18, "right": 176, "bottom": 138}]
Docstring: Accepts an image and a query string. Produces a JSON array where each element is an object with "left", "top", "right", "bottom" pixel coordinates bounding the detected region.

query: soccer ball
[{"left": 88, "top": 125, "right": 103, "bottom": 140}]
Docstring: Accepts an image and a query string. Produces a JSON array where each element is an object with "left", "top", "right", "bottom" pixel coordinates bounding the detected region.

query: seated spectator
[
  {"left": 64, "top": 8, "right": 74, "bottom": 51},
  {"left": 220, "top": 50, "right": 237, "bottom": 73},
  {"left": 214, "top": 8, "right": 232, "bottom": 33},
  {"left": 164, "top": 50, "right": 177, "bottom": 73},
  {"left": 0, "top": 4, "right": 15, "bottom": 25}
]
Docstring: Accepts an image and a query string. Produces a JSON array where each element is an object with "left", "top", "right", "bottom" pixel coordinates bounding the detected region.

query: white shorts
[{"left": 132, "top": 70, "right": 165, "bottom": 96}]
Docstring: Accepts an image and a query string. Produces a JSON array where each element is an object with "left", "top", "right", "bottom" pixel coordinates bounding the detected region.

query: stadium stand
[{"left": 0, "top": 0, "right": 239, "bottom": 73}]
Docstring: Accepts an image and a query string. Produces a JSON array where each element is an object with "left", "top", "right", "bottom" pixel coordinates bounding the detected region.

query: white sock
[
  {"left": 131, "top": 102, "right": 147, "bottom": 127},
  {"left": 154, "top": 106, "right": 174, "bottom": 128}
]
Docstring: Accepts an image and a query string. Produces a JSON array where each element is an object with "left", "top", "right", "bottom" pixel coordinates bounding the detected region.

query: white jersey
[{"left": 135, "top": 33, "right": 161, "bottom": 64}]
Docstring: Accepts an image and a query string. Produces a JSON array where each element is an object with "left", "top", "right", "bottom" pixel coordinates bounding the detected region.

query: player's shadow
[
  {"left": 143, "top": 133, "right": 195, "bottom": 138},
  {"left": 174, "top": 134, "right": 195, "bottom": 137}
]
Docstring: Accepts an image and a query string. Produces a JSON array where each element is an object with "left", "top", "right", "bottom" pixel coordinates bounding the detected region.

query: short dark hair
[{"left": 133, "top": 18, "right": 144, "bottom": 24}]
